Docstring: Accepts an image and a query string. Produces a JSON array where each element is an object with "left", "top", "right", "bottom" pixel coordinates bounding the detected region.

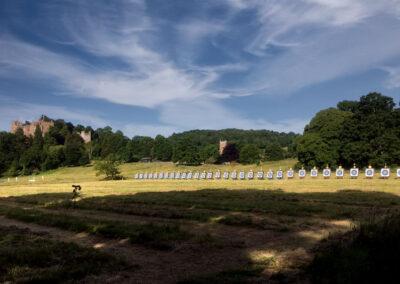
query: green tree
[
  {"left": 94, "top": 155, "right": 122, "bottom": 180},
  {"left": 239, "top": 144, "right": 260, "bottom": 164},
  {"left": 42, "top": 146, "right": 65, "bottom": 171},
  {"left": 64, "top": 134, "right": 89, "bottom": 166},
  {"left": 264, "top": 142, "right": 285, "bottom": 161},
  {"left": 172, "top": 138, "right": 201, "bottom": 165},
  {"left": 199, "top": 144, "right": 219, "bottom": 164},
  {"left": 296, "top": 133, "right": 335, "bottom": 168},
  {"left": 153, "top": 135, "right": 173, "bottom": 161}
]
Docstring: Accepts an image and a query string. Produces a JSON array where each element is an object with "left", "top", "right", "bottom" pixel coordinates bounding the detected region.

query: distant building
[
  {"left": 11, "top": 116, "right": 54, "bottom": 137},
  {"left": 219, "top": 140, "right": 228, "bottom": 155},
  {"left": 11, "top": 116, "right": 91, "bottom": 144},
  {"left": 79, "top": 131, "right": 92, "bottom": 143}
]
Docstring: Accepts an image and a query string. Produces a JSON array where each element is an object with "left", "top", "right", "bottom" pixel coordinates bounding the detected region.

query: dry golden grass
[{"left": 0, "top": 159, "right": 399, "bottom": 198}]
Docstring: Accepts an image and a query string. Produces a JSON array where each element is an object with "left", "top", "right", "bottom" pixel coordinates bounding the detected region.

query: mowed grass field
[{"left": 1, "top": 159, "right": 400, "bottom": 282}]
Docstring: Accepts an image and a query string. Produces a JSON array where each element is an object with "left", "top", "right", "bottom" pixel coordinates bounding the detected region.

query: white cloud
[
  {"left": 383, "top": 66, "right": 400, "bottom": 89},
  {"left": 160, "top": 99, "right": 306, "bottom": 133},
  {"left": 226, "top": 0, "right": 400, "bottom": 55}
]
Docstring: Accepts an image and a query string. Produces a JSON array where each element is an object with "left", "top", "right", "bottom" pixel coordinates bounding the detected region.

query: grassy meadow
[{"left": 1, "top": 159, "right": 400, "bottom": 282}]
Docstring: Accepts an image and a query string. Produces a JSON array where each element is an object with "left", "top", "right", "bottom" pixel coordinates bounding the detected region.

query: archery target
[
  {"left": 257, "top": 171, "right": 264, "bottom": 179},
  {"left": 323, "top": 169, "right": 331, "bottom": 177},
  {"left": 350, "top": 168, "right": 359, "bottom": 177},
  {"left": 223, "top": 171, "right": 230, "bottom": 179},
  {"left": 276, "top": 170, "right": 283, "bottom": 179},
  {"left": 381, "top": 168, "right": 390, "bottom": 177},
  {"left": 298, "top": 170, "right": 306, "bottom": 178},
  {"left": 365, "top": 168, "right": 374, "bottom": 178},
  {"left": 287, "top": 170, "right": 294, "bottom": 178},
  {"left": 310, "top": 169, "right": 318, "bottom": 177}
]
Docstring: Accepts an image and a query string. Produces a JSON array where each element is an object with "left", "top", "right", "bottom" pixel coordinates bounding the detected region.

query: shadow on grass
[{"left": 2, "top": 189, "right": 400, "bottom": 282}]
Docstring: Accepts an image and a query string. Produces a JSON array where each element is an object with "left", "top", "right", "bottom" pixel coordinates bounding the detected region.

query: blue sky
[{"left": 1, "top": 0, "right": 400, "bottom": 137}]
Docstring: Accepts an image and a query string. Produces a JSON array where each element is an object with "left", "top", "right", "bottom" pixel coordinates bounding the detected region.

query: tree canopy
[{"left": 297, "top": 92, "right": 400, "bottom": 168}]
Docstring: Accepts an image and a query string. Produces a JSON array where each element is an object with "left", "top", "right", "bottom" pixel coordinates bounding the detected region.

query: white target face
[
  {"left": 350, "top": 169, "right": 359, "bottom": 177},
  {"left": 148, "top": 173, "right": 153, "bottom": 179},
  {"left": 181, "top": 172, "right": 187, "bottom": 179},
  {"left": 287, "top": 170, "right": 294, "bottom": 178},
  {"left": 247, "top": 172, "right": 254, "bottom": 179},
  {"left": 200, "top": 172, "right": 206, "bottom": 179},
  {"left": 143, "top": 173, "right": 148, "bottom": 179},
  {"left": 207, "top": 172, "right": 213, "bottom": 179},
  {"left": 223, "top": 172, "right": 230, "bottom": 179},
  {"left": 194, "top": 172, "right": 200, "bottom": 179},
  {"left": 215, "top": 172, "right": 221, "bottom": 179},
  {"left": 323, "top": 169, "right": 331, "bottom": 177},
  {"left": 153, "top": 173, "right": 158, "bottom": 179},
  {"left": 298, "top": 170, "right": 306, "bottom": 178},
  {"left": 187, "top": 172, "right": 193, "bottom": 179},
  {"left": 169, "top": 172, "right": 174, "bottom": 179},
  {"left": 365, "top": 169, "right": 374, "bottom": 177},
  {"left": 276, "top": 170, "right": 283, "bottom": 179},
  {"left": 231, "top": 172, "right": 237, "bottom": 179},
  {"left": 381, "top": 168, "right": 390, "bottom": 177},
  {"left": 267, "top": 171, "right": 274, "bottom": 179},
  {"left": 257, "top": 171, "right": 264, "bottom": 179},
  {"left": 310, "top": 170, "right": 318, "bottom": 177},
  {"left": 134, "top": 173, "right": 139, "bottom": 179},
  {"left": 397, "top": 169, "right": 400, "bottom": 177},
  {"left": 176, "top": 172, "right": 182, "bottom": 179},
  {"left": 239, "top": 172, "right": 245, "bottom": 179},
  {"left": 336, "top": 169, "right": 344, "bottom": 177}
]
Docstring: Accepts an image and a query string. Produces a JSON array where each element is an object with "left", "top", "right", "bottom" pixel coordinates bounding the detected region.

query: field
[{"left": 1, "top": 159, "right": 400, "bottom": 282}]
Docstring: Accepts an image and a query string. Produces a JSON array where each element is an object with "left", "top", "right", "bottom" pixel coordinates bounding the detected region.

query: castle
[
  {"left": 219, "top": 140, "right": 228, "bottom": 155},
  {"left": 11, "top": 116, "right": 91, "bottom": 143},
  {"left": 11, "top": 116, "right": 54, "bottom": 137}
]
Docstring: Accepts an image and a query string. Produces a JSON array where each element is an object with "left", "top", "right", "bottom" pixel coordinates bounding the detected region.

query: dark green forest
[
  {"left": 1, "top": 92, "right": 399, "bottom": 177},
  {"left": 0, "top": 119, "right": 297, "bottom": 176},
  {"left": 297, "top": 92, "right": 400, "bottom": 168}
]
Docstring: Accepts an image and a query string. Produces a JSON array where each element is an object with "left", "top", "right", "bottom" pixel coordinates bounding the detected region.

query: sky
[{"left": 1, "top": 0, "right": 400, "bottom": 137}]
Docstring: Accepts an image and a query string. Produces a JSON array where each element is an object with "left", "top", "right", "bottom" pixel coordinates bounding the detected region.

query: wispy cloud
[{"left": 1, "top": 0, "right": 399, "bottom": 136}]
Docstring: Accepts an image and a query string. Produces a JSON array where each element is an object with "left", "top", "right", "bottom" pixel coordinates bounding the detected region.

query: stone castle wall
[
  {"left": 11, "top": 119, "right": 54, "bottom": 137},
  {"left": 219, "top": 140, "right": 228, "bottom": 155},
  {"left": 11, "top": 118, "right": 91, "bottom": 143}
]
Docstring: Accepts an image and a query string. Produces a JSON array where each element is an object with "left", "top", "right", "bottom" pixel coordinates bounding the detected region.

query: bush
[
  {"left": 239, "top": 144, "right": 260, "bottom": 164},
  {"left": 94, "top": 155, "right": 122, "bottom": 180}
]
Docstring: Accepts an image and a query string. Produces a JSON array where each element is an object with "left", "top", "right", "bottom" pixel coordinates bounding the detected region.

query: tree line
[
  {"left": 0, "top": 121, "right": 297, "bottom": 176},
  {"left": 296, "top": 92, "right": 400, "bottom": 168}
]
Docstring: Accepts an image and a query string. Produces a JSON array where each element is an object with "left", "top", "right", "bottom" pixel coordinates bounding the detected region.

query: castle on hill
[{"left": 11, "top": 116, "right": 91, "bottom": 143}]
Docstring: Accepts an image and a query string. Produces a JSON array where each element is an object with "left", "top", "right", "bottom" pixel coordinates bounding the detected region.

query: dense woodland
[
  {"left": 297, "top": 92, "right": 400, "bottom": 168},
  {"left": 0, "top": 120, "right": 297, "bottom": 176},
  {"left": 0, "top": 92, "right": 399, "bottom": 177}
]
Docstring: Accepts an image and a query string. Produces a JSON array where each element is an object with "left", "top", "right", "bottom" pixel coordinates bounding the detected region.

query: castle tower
[
  {"left": 79, "top": 131, "right": 92, "bottom": 143},
  {"left": 219, "top": 140, "right": 228, "bottom": 155}
]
